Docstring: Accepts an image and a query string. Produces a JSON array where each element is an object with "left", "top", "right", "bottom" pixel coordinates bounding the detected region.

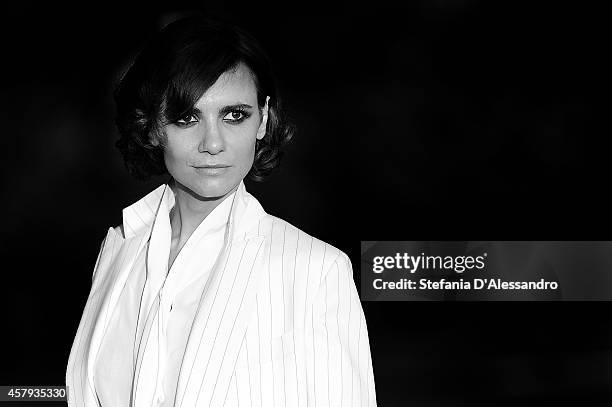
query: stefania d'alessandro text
[{"left": 373, "top": 278, "right": 559, "bottom": 291}]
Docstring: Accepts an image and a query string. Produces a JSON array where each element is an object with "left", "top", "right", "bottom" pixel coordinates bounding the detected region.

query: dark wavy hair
[{"left": 114, "top": 16, "right": 294, "bottom": 181}]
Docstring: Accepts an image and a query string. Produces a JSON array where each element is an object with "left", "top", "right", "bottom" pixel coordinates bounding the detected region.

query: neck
[{"left": 168, "top": 179, "right": 237, "bottom": 245}]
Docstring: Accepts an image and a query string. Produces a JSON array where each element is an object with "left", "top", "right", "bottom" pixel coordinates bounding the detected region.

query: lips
[
  {"left": 193, "top": 164, "right": 231, "bottom": 168},
  {"left": 192, "top": 164, "right": 231, "bottom": 175}
]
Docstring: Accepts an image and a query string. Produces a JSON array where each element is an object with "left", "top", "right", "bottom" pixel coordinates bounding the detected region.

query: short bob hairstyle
[{"left": 114, "top": 16, "right": 293, "bottom": 181}]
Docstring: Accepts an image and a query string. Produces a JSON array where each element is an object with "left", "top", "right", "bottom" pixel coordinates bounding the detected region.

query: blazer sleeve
[{"left": 307, "top": 251, "right": 377, "bottom": 406}]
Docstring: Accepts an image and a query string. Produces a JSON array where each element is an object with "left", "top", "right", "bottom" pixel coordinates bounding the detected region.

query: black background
[{"left": 1, "top": 1, "right": 610, "bottom": 406}]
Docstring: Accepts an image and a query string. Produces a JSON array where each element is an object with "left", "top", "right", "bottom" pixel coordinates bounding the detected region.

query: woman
[{"left": 66, "top": 16, "right": 376, "bottom": 407}]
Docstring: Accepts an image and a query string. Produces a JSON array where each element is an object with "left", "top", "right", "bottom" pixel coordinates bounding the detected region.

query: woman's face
[{"left": 161, "top": 63, "right": 268, "bottom": 199}]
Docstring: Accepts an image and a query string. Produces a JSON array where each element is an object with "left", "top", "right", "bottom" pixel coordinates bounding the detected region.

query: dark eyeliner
[
  {"left": 174, "top": 111, "right": 199, "bottom": 127},
  {"left": 221, "top": 105, "right": 252, "bottom": 124}
]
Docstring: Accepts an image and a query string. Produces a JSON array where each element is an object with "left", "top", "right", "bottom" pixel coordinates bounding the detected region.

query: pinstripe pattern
[{"left": 66, "top": 181, "right": 377, "bottom": 406}]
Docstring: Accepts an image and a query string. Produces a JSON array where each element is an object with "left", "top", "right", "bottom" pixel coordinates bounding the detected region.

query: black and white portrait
[{"left": 2, "top": 3, "right": 610, "bottom": 406}]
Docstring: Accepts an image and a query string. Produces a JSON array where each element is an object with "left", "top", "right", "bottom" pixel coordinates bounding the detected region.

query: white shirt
[{"left": 93, "top": 183, "right": 236, "bottom": 407}]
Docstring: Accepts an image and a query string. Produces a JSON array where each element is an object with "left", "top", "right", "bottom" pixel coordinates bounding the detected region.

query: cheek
[
  {"left": 162, "top": 136, "right": 192, "bottom": 170},
  {"left": 225, "top": 124, "right": 258, "bottom": 158},
  {"left": 233, "top": 137, "right": 257, "bottom": 168},
  {"left": 163, "top": 145, "right": 178, "bottom": 167}
]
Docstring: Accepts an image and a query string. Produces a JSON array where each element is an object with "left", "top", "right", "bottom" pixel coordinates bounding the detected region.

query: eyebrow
[{"left": 191, "top": 103, "right": 254, "bottom": 116}]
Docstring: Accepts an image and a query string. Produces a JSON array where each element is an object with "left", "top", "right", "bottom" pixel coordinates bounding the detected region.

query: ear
[{"left": 256, "top": 96, "right": 270, "bottom": 140}]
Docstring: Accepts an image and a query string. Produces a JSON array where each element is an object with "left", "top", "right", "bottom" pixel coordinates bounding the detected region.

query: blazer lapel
[
  {"left": 174, "top": 182, "right": 268, "bottom": 407},
  {"left": 76, "top": 184, "right": 167, "bottom": 404},
  {"left": 85, "top": 231, "right": 149, "bottom": 397}
]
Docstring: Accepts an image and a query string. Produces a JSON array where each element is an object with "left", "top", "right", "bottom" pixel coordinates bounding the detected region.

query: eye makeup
[
  {"left": 219, "top": 104, "right": 252, "bottom": 124},
  {"left": 173, "top": 103, "right": 253, "bottom": 127}
]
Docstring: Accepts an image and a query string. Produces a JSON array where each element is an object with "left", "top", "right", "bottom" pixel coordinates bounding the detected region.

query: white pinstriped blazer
[{"left": 66, "top": 181, "right": 377, "bottom": 406}]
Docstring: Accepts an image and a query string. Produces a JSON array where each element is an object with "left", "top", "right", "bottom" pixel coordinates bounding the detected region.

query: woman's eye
[
  {"left": 223, "top": 110, "right": 248, "bottom": 123},
  {"left": 176, "top": 114, "right": 198, "bottom": 126}
]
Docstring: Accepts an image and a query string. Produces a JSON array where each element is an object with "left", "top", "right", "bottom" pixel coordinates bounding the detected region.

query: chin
[{"left": 184, "top": 175, "right": 240, "bottom": 200}]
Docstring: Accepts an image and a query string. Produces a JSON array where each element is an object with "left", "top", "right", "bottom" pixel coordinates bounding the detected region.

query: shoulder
[{"left": 259, "top": 213, "right": 351, "bottom": 271}]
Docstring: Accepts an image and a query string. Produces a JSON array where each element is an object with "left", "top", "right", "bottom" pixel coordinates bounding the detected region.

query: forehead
[{"left": 195, "top": 63, "right": 257, "bottom": 108}]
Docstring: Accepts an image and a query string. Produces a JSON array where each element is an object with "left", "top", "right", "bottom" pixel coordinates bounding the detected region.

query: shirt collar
[{"left": 121, "top": 180, "right": 248, "bottom": 240}]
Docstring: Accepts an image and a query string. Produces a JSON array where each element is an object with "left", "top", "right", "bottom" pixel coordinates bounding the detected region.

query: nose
[{"left": 197, "top": 119, "right": 225, "bottom": 154}]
